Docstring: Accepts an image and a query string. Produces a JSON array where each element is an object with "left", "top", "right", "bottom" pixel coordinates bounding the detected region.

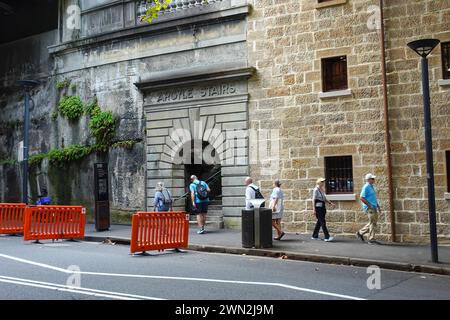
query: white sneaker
[
  {"left": 324, "top": 236, "right": 334, "bottom": 242},
  {"left": 311, "top": 237, "right": 321, "bottom": 240}
]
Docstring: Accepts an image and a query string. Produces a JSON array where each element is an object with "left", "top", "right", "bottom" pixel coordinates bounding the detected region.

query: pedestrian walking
[
  {"left": 189, "top": 175, "right": 211, "bottom": 234},
  {"left": 311, "top": 178, "right": 336, "bottom": 242},
  {"left": 244, "top": 177, "right": 265, "bottom": 209},
  {"left": 153, "top": 182, "right": 173, "bottom": 212},
  {"left": 269, "top": 179, "right": 285, "bottom": 240},
  {"left": 356, "top": 173, "right": 381, "bottom": 245}
]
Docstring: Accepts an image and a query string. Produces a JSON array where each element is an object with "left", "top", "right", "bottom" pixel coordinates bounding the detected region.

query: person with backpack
[
  {"left": 153, "top": 182, "right": 173, "bottom": 212},
  {"left": 189, "top": 175, "right": 211, "bottom": 234},
  {"left": 244, "top": 177, "right": 265, "bottom": 209}
]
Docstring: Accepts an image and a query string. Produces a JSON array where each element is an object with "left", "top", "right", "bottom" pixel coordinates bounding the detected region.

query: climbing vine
[
  {"left": 89, "top": 110, "right": 117, "bottom": 151},
  {"left": 27, "top": 95, "right": 140, "bottom": 168}
]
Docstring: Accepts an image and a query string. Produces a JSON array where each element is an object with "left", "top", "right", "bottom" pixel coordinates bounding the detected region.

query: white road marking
[
  {"left": 0, "top": 275, "right": 165, "bottom": 300},
  {"left": 0, "top": 253, "right": 365, "bottom": 300}
]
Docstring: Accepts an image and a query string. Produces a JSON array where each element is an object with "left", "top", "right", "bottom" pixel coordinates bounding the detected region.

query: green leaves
[
  {"left": 140, "top": 0, "right": 172, "bottom": 24},
  {"left": 89, "top": 110, "right": 116, "bottom": 148},
  {"left": 58, "top": 96, "right": 84, "bottom": 120}
]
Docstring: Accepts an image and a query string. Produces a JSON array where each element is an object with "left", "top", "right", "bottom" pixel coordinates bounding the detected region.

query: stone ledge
[
  {"left": 318, "top": 89, "right": 352, "bottom": 99},
  {"left": 315, "top": 0, "right": 347, "bottom": 9},
  {"left": 438, "top": 79, "right": 450, "bottom": 87},
  {"left": 445, "top": 192, "right": 450, "bottom": 200},
  {"left": 49, "top": 3, "right": 249, "bottom": 55},
  {"left": 326, "top": 194, "right": 356, "bottom": 201},
  {"left": 135, "top": 66, "right": 256, "bottom": 91}
]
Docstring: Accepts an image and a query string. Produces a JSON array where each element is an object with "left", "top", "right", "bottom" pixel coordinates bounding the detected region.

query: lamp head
[
  {"left": 407, "top": 39, "right": 440, "bottom": 58},
  {"left": 17, "top": 80, "right": 40, "bottom": 89}
]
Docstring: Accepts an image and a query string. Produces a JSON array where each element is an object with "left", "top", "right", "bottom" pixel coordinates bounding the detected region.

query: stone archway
[{"left": 138, "top": 68, "right": 254, "bottom": 228}]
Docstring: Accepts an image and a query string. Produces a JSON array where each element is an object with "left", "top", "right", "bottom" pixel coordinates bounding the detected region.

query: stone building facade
[
  {"left": 0, "top": 0, "right": 449, "bottom": 242},
  {"left": 247, "top": 0, "right": 450, "bottom": 242}
]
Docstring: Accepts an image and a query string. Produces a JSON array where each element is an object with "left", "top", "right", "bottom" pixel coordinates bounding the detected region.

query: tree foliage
[{"left": 140, "top": 0, "right": 172, "bottom": 24}]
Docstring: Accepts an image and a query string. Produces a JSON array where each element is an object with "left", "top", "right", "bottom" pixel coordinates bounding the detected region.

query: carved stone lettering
[{"left": 155, "top": 83, "right": 237, "bottom": 103}]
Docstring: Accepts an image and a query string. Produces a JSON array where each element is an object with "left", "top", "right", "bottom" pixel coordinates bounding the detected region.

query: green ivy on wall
[
  {"left": 26, "top": 95, "right": 141, "bottom": 168},
  {"left": 58, "top": 96, "right": 84, "bottom": 120}
]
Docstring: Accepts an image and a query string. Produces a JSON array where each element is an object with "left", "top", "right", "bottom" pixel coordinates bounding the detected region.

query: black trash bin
[{"left": 242, "top": 208, "right": 273, "bottom": 249}]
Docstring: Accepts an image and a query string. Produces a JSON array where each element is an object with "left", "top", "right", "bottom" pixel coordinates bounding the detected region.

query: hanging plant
[
  {"left": 58, "top": 96, "right": 84, "bottom": 120},
  {"left": 89, "top": 110, "right": 117, "bottom": 149}
]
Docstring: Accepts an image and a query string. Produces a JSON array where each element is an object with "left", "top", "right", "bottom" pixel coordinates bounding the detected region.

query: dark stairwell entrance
[{"left": 184, "top": 141, "right": 223, "bottom": 228}]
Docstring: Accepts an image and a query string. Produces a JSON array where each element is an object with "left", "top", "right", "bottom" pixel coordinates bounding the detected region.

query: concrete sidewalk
[{"left": 84, "top": 224, "right": 450, "bottom": 276}]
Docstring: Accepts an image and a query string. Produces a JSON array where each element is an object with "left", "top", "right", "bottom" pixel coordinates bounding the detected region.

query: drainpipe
[{"left": 379, "top": 0, "right": 396, "bottom": 241}]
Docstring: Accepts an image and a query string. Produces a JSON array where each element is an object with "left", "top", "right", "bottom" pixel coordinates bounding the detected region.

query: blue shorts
[{"left": 193, "top": 202, "right": 208, "bottom": 214}]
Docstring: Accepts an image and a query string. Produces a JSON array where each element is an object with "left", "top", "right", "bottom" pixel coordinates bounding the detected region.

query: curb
[{"left": 83, "top": 236, "right": 450, "bottom": 276}]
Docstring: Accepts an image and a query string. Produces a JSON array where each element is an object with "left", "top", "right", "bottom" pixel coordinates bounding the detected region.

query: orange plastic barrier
[
  {"left": 130, "top": 211, "right": 189, "bottom": 254},
  {"left": 0, "top": 203, "right": 26, "bottom": 234},
  {"left": 23, "top": 206, "right": 86, "bottom": 241}
]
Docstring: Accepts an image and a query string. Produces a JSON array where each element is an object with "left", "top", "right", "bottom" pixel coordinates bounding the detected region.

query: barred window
[
  {"left": 322, "top": 56, "right": 348, "bottom": 92},
  {"left": 325, "top": 156, "right": 353, "bottom": 194},
  {"left": 446, "top": 151, "right": 450, "bottom": 192},
  {"left": 442, "top": 42, "right": 450, "bottom": 80}
]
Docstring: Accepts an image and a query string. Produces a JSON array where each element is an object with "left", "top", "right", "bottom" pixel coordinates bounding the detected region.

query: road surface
[{"left": 1, "top": 235, "right": 450, "bottom": 300}]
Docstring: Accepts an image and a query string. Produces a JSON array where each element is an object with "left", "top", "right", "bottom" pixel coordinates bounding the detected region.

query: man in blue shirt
[
  {"left": 189, "top": 175, "right": 210, "bottom": 234},
  {"left": 357, "top": 173, "right": 381, "bottom": 244}
]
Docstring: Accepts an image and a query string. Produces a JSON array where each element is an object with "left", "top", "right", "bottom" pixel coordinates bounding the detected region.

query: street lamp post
[
  {"left": 16, "top": 80, "right": 39, "bottom": 205},
  {"left": 407, "top": 39, "right": 440, "bottom": 263}
]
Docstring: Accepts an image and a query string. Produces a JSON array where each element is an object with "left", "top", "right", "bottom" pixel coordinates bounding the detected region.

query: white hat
[
  {"left": 316, "top": 177, "right": 326, "bottom": 184},
  {"left": 365, "top": 173, "right": 376, "bottom": 180}
]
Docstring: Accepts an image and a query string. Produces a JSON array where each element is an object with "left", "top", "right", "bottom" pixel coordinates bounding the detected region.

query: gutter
[{"left": 379, "top": 0, "right": 396, "bottom": 241}]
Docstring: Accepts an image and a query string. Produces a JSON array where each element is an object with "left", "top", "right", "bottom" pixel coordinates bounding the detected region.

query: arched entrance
[{"left": 182, "top": 140, "right": 222, "bottom": 213}]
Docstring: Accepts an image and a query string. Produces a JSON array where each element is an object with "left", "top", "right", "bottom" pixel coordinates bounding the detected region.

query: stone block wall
[{"left": 247, "top": 0, "right": 450, "bottom": 242}]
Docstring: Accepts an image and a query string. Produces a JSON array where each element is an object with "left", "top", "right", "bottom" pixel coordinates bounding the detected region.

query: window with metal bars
[
  {"left": 446, "top": 151, "right": 450, "bottom": 192},
  {"left": 322, "top": 56, "right": 348, "bottom": 92},
  {"left": 442, "top": 42, "right": 450, "bottom": 80},
  {"left": 325, "top": 156, "right": 353, "bottom": 194}
]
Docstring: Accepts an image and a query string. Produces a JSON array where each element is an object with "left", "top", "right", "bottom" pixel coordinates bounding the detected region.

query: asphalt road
[{"left": 1, "top": 234, "right": 450, "bottom": 300}]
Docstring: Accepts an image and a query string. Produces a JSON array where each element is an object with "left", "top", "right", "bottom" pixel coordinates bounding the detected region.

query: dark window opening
[
  {"left": 322, "top": 56, "right": 348, "bottom": 92},
  {"left": 325, "top": 156, "right": 353, "bottom": 194},
  {"left": 442, "top": 42, "right": 450, "bottom": 80}
]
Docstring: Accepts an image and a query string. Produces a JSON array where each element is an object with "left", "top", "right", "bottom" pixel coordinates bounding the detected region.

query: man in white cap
[{"left": 357, "top": 173, "right": 381, "bottom": 244}]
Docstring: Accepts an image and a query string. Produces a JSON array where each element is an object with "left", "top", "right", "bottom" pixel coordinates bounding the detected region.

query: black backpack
[
  {"left": 196, "top": 181, "right": 209, "bottom": 200},
  {"left": 250, "top": 186, "right": 265, "bottom": 207}
]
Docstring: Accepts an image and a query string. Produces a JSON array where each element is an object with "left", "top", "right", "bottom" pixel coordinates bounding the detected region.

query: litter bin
[{"left": 242, "top": 207, "right": 273, "bottom": 249}]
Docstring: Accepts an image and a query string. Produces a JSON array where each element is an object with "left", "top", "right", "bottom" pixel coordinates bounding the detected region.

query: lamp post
[
  {"left": 16, "top": 80, "right": 39, "bottom": 205},
  {"left": 407, "top": 39, "right": 440, "bottom": 263}
]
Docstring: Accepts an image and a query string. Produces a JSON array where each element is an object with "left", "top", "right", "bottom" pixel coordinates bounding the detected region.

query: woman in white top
[
  {"left": 312, "top": 178, "right": 335, "bottom": 242},
  {"left": 269, "top": 179, "right": 285, "bottom": 240}
]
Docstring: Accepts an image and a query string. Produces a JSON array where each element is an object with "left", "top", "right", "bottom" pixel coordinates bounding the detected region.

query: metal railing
[
  {"left": 137, "top": 0, "right": 223, "bottom": 17},
  {"left": 172, "top": 169, "right": 222, "bottom": 204}
]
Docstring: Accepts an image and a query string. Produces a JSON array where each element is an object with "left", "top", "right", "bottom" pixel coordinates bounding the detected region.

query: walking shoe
[
  {"left": 274, "top": 232, "right": 285, "bottom": 240},
  {"left": 197, "top": 229, "right": 205, "bottom": 234},
  {"left": 311, "top": 237, "right": 321, "bottom": 240},
  {"left": 356, "top": 232, "right": 365, "bottom": 242},
  {"left": 368, "top": 240, "right": 381, "bottom": 245},
  {"left": 324, "top": 236, "right": 334, "bottom": 242}
]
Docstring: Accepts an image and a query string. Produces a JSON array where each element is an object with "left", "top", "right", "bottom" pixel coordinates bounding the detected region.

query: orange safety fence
[
  {"left": 130, "top": 211, "right": 189, "bottom": 254},
  {"left": 23, "top": 205, "right": 86, "bottom": 241},
  {"left": 0, "top": 203, "right": 26, "bottom": 234}
]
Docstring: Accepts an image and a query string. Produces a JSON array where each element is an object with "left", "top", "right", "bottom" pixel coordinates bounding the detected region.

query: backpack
[
  {"left": 161, "top": 188, "right": 172, "bottom": 205},
  {"left": 250, "top": 186, "right": 265, "bottom": 208},
  {"left": 196, "top": 181, "right": 209, "bottom": 200}
]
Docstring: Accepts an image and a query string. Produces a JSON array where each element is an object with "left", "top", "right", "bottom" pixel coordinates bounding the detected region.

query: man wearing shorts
[{"left": 189, "top": 175, "right": 211, "bottom": 234}]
